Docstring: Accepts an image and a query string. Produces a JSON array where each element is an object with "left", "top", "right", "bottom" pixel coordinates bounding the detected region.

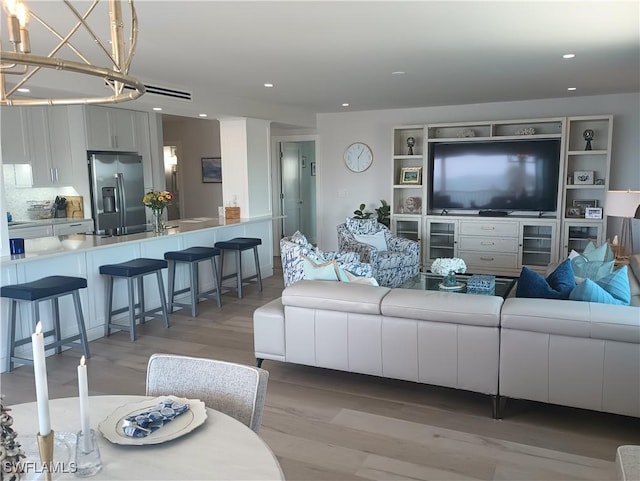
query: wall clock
[{"left": 344, "top": 142, "right": 373, "bottom": 173}]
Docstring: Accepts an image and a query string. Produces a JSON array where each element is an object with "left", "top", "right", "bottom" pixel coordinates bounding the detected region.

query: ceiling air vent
[{"left": 125, "top": 83, "right": 192, "bottom": 101}]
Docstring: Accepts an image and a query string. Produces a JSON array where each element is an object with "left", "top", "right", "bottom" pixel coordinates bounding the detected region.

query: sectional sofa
[{"left": 254, "top": 255, "right": 640, "bottom": 418}]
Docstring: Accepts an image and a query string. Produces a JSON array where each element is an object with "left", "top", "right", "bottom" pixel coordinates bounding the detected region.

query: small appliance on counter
[{"left": 27, "top": 200, "right": 54, "bottom": 220}]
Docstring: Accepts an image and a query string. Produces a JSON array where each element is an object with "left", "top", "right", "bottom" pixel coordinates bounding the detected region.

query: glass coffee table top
[{"left": 401, "top": 272, "right": 517, "bottom": 299}]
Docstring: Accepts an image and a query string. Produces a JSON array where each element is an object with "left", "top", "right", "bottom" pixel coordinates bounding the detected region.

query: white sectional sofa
[{"left": 254, "top": 255, "right": 640, "bottom": 418}]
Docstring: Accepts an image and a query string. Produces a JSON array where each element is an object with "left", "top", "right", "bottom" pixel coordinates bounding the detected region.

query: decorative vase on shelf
[
  {"left": 442, "top": 270, "right": 458, "bottom": 288},
  {"left": 152, "top": 208, "right": 165, "bottom": 233}
]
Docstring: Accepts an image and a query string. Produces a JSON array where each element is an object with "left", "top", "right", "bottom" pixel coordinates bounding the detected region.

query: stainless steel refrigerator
[{"left": 88, "top": 151, "right": 147, "bottom": 235}]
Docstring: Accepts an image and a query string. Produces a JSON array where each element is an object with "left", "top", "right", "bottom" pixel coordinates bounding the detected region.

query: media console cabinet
[{"left": 390, "top": 116, "right": 613, "bottom": 275}]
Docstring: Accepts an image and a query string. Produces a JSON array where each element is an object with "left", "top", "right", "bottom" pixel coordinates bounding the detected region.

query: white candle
[
  {"left": 32, "top": 322, "right": 51, "bottom": 436},
  {"left": 78, "top": 356, "right": 91, "bottom": 451}
]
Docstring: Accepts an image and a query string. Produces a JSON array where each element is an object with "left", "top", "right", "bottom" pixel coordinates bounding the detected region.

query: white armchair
[{"left": 337, "top": 218, "right": 420, "bottom": 287}]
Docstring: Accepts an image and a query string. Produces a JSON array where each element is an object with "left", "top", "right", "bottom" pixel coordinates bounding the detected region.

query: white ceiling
[{"left": 7, "top": 1, "right": 640, "bottom": 127}]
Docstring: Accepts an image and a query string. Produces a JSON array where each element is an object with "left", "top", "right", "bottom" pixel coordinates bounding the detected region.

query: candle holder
[
  {"left": 37, "top": 430, "right": 55, "bottom": 481},
  {"left": 74, "top": 429, "right": 102, "bottom": 477}
]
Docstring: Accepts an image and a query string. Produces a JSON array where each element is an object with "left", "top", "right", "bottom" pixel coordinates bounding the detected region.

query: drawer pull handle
[
  {"left": 480, "top": 241, "right": 494, "bottom": 246},
  {"left": 480, "top": 256, "right": 494, "bottom": 261},
  {"left": 481, "top": 226, "right": 495, "bottom": 230}
]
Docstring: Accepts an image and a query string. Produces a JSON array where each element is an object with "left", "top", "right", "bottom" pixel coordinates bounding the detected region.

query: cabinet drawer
[
  {"left": 459, "top": 221, "right": 518, "bottom": 237},
  {"left": 54, "top": 221, "right": 93, "bottom": 236},
  {"left": 458, "top": 236, "right": 519, "bottom": 253},
  {"left": 459, "top": 251, "right": 519, "bottom": 270}
]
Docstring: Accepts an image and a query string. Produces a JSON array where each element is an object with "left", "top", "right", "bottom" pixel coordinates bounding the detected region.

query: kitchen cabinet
[
  {"left": 9, "top": 224, "right": 53, "bottom": 239},
  {"left": 0, "top": 107, "right": 30, "bottom": 164},
  {"left": 0, "top": 106, "right": 74, "bottom": 186},
  {"left": 54, "top": 220, "right": 94, "bottom": 236},
  {"left": 85, "top": 105, "right": 138, "bottom": 151}
]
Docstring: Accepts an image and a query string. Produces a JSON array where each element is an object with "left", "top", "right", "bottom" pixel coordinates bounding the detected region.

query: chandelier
[{"left": 1, "top": 0, "right": 145, "bottom": 106}]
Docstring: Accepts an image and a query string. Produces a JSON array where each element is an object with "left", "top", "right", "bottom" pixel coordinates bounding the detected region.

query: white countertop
[
  {"left": 8, "top": 217, "right": 93, "bottom": 229},
  {"left": 2, "top": 216, "right": 277, "bottom": 264}
]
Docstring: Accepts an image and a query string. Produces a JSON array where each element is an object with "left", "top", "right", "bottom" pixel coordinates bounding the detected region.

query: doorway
[
  {"left": 163, "top": 144, "right": 182, "bottom": 220},
  {"left": 277, "top": 139, "right": 317, "bottom": 244}
]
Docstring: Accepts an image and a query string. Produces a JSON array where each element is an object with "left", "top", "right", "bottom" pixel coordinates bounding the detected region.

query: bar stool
[
  {"left": 214, "top": 237, "right": 263, "bottom": 299},
  {"left": 1, "top": 275, "right": 90, "bottom": 372},
  {"left": 99, "top": 258, "right": 169, "bottom": 341},
  {"left": 164, "top": 246, "right": 222, "bottom": 317}
]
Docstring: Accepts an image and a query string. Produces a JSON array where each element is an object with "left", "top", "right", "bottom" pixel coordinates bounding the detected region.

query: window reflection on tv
[{"left": 429, "top": 139, "right": 561, "bottom": 212}]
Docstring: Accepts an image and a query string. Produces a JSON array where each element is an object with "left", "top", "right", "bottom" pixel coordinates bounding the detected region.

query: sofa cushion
[
  {"left": 569, "top": 266, "right": 631, "bottom": 305},
  {"left": 380, "top": 289, "right": 503, "bottom": 327},
  {"left": 516, "top": 258, "right": 575, "bottom": 299},
  {"left": 282, "top": 280, "right": 390, "bottom": 315}
]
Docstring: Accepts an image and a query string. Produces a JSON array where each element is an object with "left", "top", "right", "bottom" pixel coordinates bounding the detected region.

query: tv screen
[{"left": 429, "top": 139, "right": 561, "bottom": 213}]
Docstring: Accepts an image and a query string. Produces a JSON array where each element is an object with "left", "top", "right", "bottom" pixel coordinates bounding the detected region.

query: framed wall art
[
  {"left": 400, "top": 167, "right": 422, "bottom": 185},
  {"left": 202, "top": 157, "right": 222, "bottom": 183}
]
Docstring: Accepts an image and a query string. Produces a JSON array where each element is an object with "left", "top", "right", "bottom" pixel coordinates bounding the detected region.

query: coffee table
[{"left": 401, "top": 272, "right": 517, "bottom": 299}]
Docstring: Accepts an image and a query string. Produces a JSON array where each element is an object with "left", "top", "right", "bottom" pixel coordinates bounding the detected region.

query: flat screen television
[{"left": 429, "top": 139, "right": 561, "bottom": 214}]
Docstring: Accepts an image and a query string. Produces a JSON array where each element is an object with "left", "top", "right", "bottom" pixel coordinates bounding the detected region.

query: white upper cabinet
[
  {"left": 1, "top": 106, "right": 74, "bottom": 186},
  {"left": 1, "top": 107, "right": 30, "bottom": 164},
  {"left": 85, "top": 105, "right": 139, "bottom": 151}
]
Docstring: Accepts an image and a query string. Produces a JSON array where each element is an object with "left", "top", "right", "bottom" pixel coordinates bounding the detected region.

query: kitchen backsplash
[{"left": 3, "top": 178, "right": 81, "bottom": 220}]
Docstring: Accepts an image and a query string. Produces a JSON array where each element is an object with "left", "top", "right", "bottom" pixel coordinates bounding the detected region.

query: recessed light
[
  {"left": 392, "top": 71, "right": 406, "bottom": 75},
  {"left": 342, "top": 103, "right": 349, "bottom": 107},
  {"left": 199, "top": 113, "right": 207, "bottom": 118},
  {"left": 264, "top": 83, "right": 274, "bottom": 88},
  {"left": 153, "top": 107, "right": 163, "bottom": 111},
  {"left": 562, "top": 54, "right": 575, "bottom": 59},
  {"left": 17, "top": 88, "right": 30, "bottom": 93},
  {"left": 567, "top": 87, "right": 577, "bottom": 91}
]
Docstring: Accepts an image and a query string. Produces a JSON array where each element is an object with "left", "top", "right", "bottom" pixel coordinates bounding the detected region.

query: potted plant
[
  {"left": 375, "top": 200, "right": 390, "bottom": 227},
  {"left": 352, "top": 203, "right": 372, "bottom": 219}
]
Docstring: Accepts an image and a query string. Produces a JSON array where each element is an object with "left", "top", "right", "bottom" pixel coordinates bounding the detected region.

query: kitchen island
[{"left": 0, "top": 216, "right": 277, "bottom": 372}]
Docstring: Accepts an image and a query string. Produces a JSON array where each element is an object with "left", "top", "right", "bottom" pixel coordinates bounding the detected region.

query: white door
[{"left": 281, "top": 142, "right": 302, "bottom": 237}]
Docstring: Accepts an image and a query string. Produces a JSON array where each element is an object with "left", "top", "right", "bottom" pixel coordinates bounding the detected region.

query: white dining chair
[{"left": 145, "top": 353, "right": 269, "bottom": 433}]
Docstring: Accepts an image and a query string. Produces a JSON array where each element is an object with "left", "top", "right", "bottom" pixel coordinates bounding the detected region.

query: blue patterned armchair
[
  {"left": 337, "top": 218, "right": 420, "bottom": 287},
  {"left": 280, "top": 231, "right": 373, "bottom": 287}
]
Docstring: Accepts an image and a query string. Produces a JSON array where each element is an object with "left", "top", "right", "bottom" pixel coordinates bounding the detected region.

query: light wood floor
[{"left": 2, "top": 260, "right": 639, "bottom": 480}]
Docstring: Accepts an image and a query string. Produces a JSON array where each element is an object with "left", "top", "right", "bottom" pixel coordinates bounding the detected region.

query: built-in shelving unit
[{"left": 390, "top": 115, "right": 613, "bottom": 275}]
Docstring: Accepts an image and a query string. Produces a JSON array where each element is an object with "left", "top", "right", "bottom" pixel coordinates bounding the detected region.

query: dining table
[{"left": 8, "top": 395, "right": 285, "bottom": 480}]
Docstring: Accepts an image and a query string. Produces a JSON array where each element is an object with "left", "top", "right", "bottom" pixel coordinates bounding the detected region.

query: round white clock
[{"left": 344, "top": 142, "right": 373, "bottom": 173}]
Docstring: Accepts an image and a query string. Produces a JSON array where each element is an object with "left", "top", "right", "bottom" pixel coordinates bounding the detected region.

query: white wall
[
  {"left": 315, "top": 93, "right": 640, "bottom": 251},
  {"left": 162, "top": 118, "right": 222, "bottom": 219}
]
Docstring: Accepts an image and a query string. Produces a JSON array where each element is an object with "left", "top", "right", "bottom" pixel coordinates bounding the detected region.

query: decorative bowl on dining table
[{"left": 98, "top": 396, "right": 207, "bottom": 445}]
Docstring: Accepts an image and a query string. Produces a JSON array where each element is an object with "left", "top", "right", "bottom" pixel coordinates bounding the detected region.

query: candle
[
  {"left": 78, "top": 356, "right": 91, "bottom": 451},
  {"left": 32, "top": 322, "right": 51, "bottom": 436}
]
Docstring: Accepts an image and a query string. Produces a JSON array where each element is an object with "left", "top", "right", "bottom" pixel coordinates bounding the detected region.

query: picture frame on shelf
[
  {"left": 584, "top": 207, "right": 603, "bottom": 219},
  {"left": 566, "top": 207, "right": 582, "bottom": 218},
  {"left": 400, "top": 167, "right": 422, "bottom": 185},
  {"left": 573, "top": 199, "right": 598, "bottom": 212},
  {"left": 201, "top": 157, "right": 222, "bottom": 183},
  {"left": 403, "top": 196, "right": 422, "bottom": 214},
  {"left": 573, "top": 170, "right": 594, "bottom": 185}
]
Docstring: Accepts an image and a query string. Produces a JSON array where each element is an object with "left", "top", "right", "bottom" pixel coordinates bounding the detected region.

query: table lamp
[{"left": 605, "top": 190, "right": 640, "bottom": 258}]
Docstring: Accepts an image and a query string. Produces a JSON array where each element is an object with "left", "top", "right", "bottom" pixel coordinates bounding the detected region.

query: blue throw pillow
[
  {"left": 569, "top": 266, "right": 631, "bottom": 305},
  {"left": 516, "top": 258, "right": 576, "bottom": 299},
  {"left": 571, "top": 256, "right": 614, "bottom": 280}
]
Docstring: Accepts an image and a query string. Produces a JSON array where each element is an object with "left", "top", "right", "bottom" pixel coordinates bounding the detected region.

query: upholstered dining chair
[{"left": 146, "top": 353, "right": 269, "bottom": 433}]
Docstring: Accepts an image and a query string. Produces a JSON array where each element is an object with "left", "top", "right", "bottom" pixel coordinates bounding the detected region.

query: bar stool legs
[
  {"left": 1, "top": 276, "right": 90, "bottom": 372},
  {"left": 100, "top": 258, "right": 169, "bottom": 342},
  {"left": 215, "top": 238, "right": 263, "bottom": 299},
  {"left": 165, "top": 247, "right": 222, "bottom": 317}
]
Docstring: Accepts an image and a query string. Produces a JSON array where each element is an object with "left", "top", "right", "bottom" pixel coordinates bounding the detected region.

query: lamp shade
[{"left": 605, "top": 190, "right": 640, "bottom": 218}]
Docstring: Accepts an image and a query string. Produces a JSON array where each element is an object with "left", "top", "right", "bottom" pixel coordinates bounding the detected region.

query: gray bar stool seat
[
  {"left": 164, "top": 246, "right": 222, "bottom": 317},
  {"left": 99, "top": 258, "right": 169, "bottom": 341},
  {"left": 1, "top": 275, "right": 90, "bottom": 372},
  {"left": 214, "top": 237, "right": 263, "bottom": 299}
]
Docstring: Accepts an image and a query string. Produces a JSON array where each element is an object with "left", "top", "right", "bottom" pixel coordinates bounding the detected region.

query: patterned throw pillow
[
  {"left": 353, "top": 231, "right": 387, "bottom": 251},
  {"left": 582, "top": 241, "right": 615, "bottom": 262},
  {"left": 345, "top": 217, "right": 379, "bottom": 235},
  {"left": 569, "top": 266, "right": 631, "bottom": 305},
  {"left": 570, "top": 241, "right": 615, "bottom": 280},
  {"left": 301, "top": 256, "right": 339, "bottom": 281},
  {"left": 516, "top": 258, "right": 576, "bottom": 299},
  {"left": 289, "top": 231, "right": 309, "bottom": 246}
]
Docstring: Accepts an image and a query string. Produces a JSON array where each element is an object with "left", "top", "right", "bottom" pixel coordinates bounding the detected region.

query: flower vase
[
  {"left": 152, "top": 208, "right": 165, "bottom": 233},
  {"left": 442, "top": 270, "right": 458, "bottom": 288}
]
